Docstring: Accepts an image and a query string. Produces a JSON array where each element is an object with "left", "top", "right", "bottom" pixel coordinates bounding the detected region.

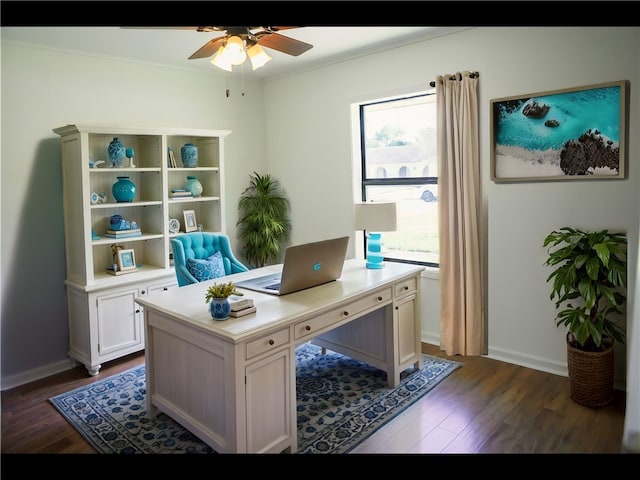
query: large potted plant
[
  {"left": 543, "top": 227, "right": 626, "bottom": 407},
  {"left": 237, "top": 172, "right": 291, "bottom": 268}
]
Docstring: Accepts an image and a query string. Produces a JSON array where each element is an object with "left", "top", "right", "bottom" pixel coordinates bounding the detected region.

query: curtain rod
[{"left": 429, "top": 71, "right": 479, "bottom": 88}]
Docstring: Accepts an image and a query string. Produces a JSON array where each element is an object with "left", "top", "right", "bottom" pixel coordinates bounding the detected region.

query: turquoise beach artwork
[{"left": 492, "top": 82, "right": 625, "bottom": 180}]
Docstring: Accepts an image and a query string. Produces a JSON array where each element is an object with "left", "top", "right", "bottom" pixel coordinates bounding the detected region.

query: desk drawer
[
  {"left": 394, "top": 277, "right": 417, "bottom": 298},
  {"left": 294, "top": 288, "right": 392, "bottom": 341},
  {"left": 246, "top": 328, "right": 290, "bottom": 360}
]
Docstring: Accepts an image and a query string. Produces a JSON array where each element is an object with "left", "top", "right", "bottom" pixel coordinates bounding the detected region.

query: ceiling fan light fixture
[
  {"left": 247, "top": 43, "right": 272, "bottom": 70},
  {"left": 211, "top": 46, "right": 233, "bottom": 72},
  {"left": 224, "top": 35, "right": 247, "bottom": 65}
]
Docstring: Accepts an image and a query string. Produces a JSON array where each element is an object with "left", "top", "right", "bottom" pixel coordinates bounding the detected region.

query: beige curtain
[{"left": 436, "top": 71, "right": 485, "bottom": 356}]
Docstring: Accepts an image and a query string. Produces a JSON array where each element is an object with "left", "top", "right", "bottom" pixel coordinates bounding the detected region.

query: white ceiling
[{"left": 1, "top": 26, "right": 470, "bottom": 79}]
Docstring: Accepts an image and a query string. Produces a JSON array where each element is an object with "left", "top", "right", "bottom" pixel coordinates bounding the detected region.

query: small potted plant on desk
[
  {"left": 205, "top": 281, "right": 243, "bottom": 321},
  {"left": 543, "top": 227, "right": 626, "bottom": 407}
]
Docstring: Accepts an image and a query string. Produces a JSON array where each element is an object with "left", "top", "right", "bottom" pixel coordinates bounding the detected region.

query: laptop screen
[{"left": 236, "top": 236, "right": 350, "bottom": 295}]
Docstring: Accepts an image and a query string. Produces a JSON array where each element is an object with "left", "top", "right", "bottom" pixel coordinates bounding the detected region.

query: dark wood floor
[{"left": 0, "top": 344, "right": 627, "bottom": 455}]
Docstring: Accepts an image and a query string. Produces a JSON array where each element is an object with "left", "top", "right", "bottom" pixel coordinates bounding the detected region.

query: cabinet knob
[
  {"left": 163, "top": 287, "right": 168, "bottom": 291},
  {"left": 135, "top": 309, "right": 141, "bottom": 314},
  {"left": 343, "top": 311, "right": 349, "bottom": 316},
  {"left": 269, "top": 339, "right": 275, "bottom": 346},
  {"left": 404, "top": 286, "right": 409, "bottom": 291},
  {"left": 141, "top": 290, "right": 146, "bottom": 295},
  {"left": 305, "top": 325, "right": 311, "bottom": 331},
  {"left": 377, "top": 296, "right": 383, "bottom": 301}
]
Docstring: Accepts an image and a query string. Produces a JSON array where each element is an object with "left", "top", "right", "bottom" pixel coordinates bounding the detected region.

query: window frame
[{"left": 358, "top": 92, "right": 439, "bottom": 269}]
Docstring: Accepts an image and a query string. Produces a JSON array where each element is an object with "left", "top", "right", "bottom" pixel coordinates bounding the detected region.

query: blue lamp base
[{"left": 365, "top": 232, "right": 385, "bottom": 269}]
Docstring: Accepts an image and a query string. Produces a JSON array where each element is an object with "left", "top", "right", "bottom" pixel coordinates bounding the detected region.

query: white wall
[
  {"left": 0, "top": 41, "right": 268, "bottom": 386},
  {"left": 263, "top": 27, "right": 640, "bottom": 383},
  {"left": 1, "top": 26, "right": 639, "bottom": 424}
]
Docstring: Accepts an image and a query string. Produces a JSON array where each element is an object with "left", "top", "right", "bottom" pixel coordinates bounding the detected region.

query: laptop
[{"left": 236, "top": 236, "right": 350, "bottom": 296}]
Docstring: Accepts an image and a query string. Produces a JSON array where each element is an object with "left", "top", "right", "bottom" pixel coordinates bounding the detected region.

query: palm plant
[
  {"left": 543, "top": 227, "right": 626, "bottom": 352},
  {"left": 237, "top": 172, "right": 291, "bottom": 268}
]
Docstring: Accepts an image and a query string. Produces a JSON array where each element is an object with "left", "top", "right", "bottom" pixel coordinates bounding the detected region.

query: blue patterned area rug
[{"left": 49, "top": 343, "right": 461, "bottom": 454}]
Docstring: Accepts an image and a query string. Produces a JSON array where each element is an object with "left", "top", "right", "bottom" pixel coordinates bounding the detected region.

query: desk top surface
[{"left": 136, "top": 258, "right": 424, "bottom": 343}]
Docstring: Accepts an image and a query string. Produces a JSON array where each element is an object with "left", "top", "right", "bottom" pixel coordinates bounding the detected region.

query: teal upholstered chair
[{"left": 171, "top": 232, "right": 249, "bottom": 287}]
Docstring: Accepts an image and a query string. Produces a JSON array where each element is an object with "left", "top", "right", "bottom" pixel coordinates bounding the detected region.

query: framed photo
[
  {"left": 490, "top": 80, "right": 628, "bottom": 182},
  {"left": 183, "top": 210, "right": 197, "bottom": 232},
  {"left": 117, "top": 249, "right": 137, "bottom": 271}
]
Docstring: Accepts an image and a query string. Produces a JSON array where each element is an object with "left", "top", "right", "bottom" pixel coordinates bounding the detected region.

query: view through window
[{"left": 360, "top": 92, "right": 439, "bottom": 267}]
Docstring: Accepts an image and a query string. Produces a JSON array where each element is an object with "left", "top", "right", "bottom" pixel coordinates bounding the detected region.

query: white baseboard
[
  {"left": 422, "top": 330, "right": 627, "bottom": 391},
  {"left": 1, "top": 358, "right": 78, "bottom": 391}
]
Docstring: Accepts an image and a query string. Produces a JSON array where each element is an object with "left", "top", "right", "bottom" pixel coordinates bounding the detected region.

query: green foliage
[
  {"left": 205, "top": 281, "right": 243, "bottom": 302},
  {"left": 365, "top": 126, "right": 409, "bottom": 148},
  {"left": 543, "top": 227, "right": 626, "bottom": 351},
  {"left": 237, "top": 172, "right": 291, "bottom": 268}
]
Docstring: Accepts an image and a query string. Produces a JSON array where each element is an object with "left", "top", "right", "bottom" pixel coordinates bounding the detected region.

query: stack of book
[
  {"left": 168, "top": 148, "right": 177, "bottom": 168},
  {"left": 171, "top": 189, "right": 193, "bottom": 199},
  {"left": 106, "top": 266, "right": 139, "bottom": 276},
  {"left": 104, "top": 228, "right": 142, "bottom": 239},
  {"left": 228, "top": 295, "right": 256, "bottom": 317}
]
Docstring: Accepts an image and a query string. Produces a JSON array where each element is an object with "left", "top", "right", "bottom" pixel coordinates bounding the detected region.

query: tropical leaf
[
  {"left": 543, "top": 228, "right": 627, "bottom": 351},
  {"left": 237, "top": 172, "right": 291, "bottom": 268}
]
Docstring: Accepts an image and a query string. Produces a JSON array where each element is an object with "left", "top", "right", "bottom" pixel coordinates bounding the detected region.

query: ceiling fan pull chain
[{"left": 241, "top": 66, "right": 246, "bottom": 97}]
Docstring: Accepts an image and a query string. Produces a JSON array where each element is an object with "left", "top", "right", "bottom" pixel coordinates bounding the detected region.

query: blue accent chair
[{"left": 171, "top": 232, "right": 249, "bottom": 287}]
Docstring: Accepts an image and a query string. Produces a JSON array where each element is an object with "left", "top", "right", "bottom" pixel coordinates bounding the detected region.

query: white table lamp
[{"left": 354, "top": 202, "right": 397, "bottom": 269}]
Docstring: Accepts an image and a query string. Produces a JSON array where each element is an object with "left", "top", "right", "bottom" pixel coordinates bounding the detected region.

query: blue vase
[
  {"left": 112, "top": 176, "right": 136, "bottom": 202},
  {"left": 186, "top": 175, "right": 203, "bottom": 197},
  {"left": 365, "top": 232, "right": 385, "bottom": 269},
  {"left": 108, "top": 137, "right": 126, "bottom": 168},
  {"left": 180, "top": 144, "right": 198, "bottom": 168},
  {"left": 209, "top": 298, "right": 231, "bottom": 320}
]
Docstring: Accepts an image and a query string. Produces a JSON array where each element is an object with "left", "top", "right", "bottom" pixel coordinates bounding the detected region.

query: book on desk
[
  {"left": 229, "top": 295, "right": 254, "bottom": 312},
  {"left": 229, "top": 305, "right": 257, "bottom": 317}
]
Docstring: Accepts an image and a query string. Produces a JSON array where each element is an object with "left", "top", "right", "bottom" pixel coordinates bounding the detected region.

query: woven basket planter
[{"left": 566, "top": 333, "right": 614, "bottom": 407}]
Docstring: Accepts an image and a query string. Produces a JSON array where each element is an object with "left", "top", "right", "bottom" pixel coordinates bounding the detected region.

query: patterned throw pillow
[{"left": 186, "top": 252, "right": 225, "bottom": 282}]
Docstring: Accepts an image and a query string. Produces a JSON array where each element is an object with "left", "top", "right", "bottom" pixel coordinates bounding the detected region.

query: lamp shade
[
  {"left": 211, "top": 46, "right": 232, "bottom": 72},
  {"left": 354, "top": 202, "right": 397, "bottom": 232},
  {"left": 224, "top": 35, "right": 247, "bottom": 65},
  {"left": 247, "top": 43, "right": 272, "bottom": 70}
]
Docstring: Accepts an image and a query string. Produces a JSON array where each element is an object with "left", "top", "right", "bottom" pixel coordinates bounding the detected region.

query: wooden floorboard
[{"left": 1, "top": 344, "right": 627, "bottom": 455}]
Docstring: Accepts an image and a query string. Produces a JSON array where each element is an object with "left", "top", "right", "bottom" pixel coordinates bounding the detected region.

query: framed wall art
[
  {"left": 183, "top": 210, "right": 197, "bottom": 232},
  {"left": 490, "top": 80, "right": 628, "bottom": 182}
]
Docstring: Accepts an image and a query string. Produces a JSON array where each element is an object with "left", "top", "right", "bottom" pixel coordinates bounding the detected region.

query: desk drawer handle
[
  {"left": 403, "top": 286, "right": 409, "bottom": 291},
  {"left": 343, "top": 311, "right": 349, "bottom": 316},
  {"left": 377, "top": 296, "right": 383, "bottom": 301},
  {"left": 269, "top": 339, "right": 275, "bottom": 346},
  {"left": 305, "top": 325, "right": 311, "bottom": 331}
]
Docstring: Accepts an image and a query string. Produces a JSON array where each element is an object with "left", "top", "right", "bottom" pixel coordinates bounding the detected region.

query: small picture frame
[
  {"left": 183, "top": 210, "right": 197, "bottom": 232},
  {"left": 117, "top": 248, "right": 137, "bottom": 271}
]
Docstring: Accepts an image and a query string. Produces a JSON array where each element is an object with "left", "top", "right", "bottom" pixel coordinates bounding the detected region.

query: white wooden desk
[{"left": 135, "top": 258, "right": 424, "bottom": 453}]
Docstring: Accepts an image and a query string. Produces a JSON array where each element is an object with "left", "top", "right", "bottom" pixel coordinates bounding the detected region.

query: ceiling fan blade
[
  {"left": 265, "top": 26, "right": 300, "bottom": 31},
  {"left": 188, "top": 36, "right": 226, "bottom": 60},
  {"left": 255, "top": 31, "right": 313, "bottom": 57}
]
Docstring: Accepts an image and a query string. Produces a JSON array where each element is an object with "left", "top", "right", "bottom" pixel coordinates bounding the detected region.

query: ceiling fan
[{"left": 186, "top": 26, "right": 313, "bottom": 71}]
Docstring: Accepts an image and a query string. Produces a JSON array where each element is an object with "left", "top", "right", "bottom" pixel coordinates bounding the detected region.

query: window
[{"left": 358, "top": 92, "right": 438, "bottom": 267}]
